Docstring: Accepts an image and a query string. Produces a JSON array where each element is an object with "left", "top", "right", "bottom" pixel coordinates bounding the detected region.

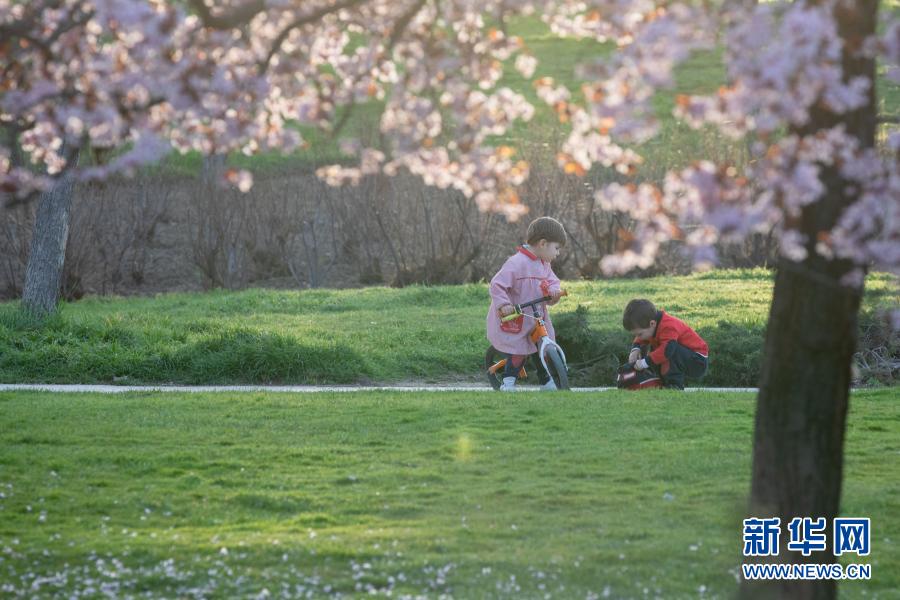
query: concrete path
[{"left": 0, "top": 384, "right": 760, "bottom": 394}]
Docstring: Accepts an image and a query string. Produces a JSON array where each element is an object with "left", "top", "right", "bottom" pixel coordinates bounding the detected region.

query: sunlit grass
[
  {"left": 0, "top": 270, "right": 896, "bottom": 386},
  {"left": 0, "top": 388, "right": 896, "bottom": 597}
]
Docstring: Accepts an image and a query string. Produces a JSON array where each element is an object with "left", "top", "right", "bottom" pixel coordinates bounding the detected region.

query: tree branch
[
  {"left": 330, "top": 0, "right": 428, "bottom": 139},
  {"left": 1, "top": 3, "right": 94, "bottom": 67},
  {"left": 260, "top": 0, "right": 368, "bottom": 72},
  {"left": 186, "top": 0, "right": 267, "bottom": 29},
  {"left": 386, "top": 0, "right": 428, "bottom": 52}
]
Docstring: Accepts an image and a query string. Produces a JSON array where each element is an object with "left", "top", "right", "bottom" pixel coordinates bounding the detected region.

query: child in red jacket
[{"left": 622, "top": 299, "right": 709, "bottom": 390}]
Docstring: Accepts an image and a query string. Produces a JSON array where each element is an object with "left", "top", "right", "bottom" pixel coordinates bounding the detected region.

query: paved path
[{"left": 0, "top": 384, "right": 760, "bottom": 394}]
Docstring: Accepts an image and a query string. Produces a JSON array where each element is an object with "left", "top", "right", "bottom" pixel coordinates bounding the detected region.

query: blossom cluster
[
  {"left": 545, "top": 0, "right": 898, "bottom": 283},
  {"left": 1, "top": 0, "right": 540, "bottom": 218}
]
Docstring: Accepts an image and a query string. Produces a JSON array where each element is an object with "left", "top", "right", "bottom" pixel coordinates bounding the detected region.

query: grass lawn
[
  {"left": 1, "top": 270, "right": 897, "bottom": 387},
  {"left": 0, "top": 389, "right": 897, "bottom": 598}
]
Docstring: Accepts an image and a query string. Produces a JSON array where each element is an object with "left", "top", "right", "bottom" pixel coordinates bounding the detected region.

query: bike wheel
[
  {"left": 543, "top": 346, "right": 570, "bottom": 390},
  {"left": 484, "top": 345, "right": 505, "bottom": 390}
]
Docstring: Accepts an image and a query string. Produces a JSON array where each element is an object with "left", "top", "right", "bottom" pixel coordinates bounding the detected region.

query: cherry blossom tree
[
  {"left": 2, "top": 0, "right": 541, "bottom": 312},
  {"left": 542, "top": 3, "right": 895, "bottom": 597},
  {"left": 1, "top": 1, "right": 898, "bottom": 596}
]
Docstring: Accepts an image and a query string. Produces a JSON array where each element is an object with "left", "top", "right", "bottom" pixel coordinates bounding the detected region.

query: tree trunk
[
  {"left": 22, "top": 155, "right": 79, "bottom": 316},
  {"left": 740, "top": 1, "right": 877, "bottom": 599},
  {"left": 741, "top": 261, "right": 862, "bottom": 599},
  {"left": 201, "top": 153, "right": 226, "bottom": 187}
]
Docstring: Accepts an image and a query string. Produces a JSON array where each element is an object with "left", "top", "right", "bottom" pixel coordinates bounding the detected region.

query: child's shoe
[
  {"left": 540, "top": 380, "right": 558, "bottom": 391},
  {"left": 499, "top": 377, "right": 517, "bottom": 392}
]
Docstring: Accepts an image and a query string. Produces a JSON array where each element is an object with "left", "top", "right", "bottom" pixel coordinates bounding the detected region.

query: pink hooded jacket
[{"left": 486, "top": 246, "right": 562, "bottom": 355}]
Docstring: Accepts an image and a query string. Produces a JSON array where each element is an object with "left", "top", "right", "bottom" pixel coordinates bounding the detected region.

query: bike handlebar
[{"left": 500, "top": 290, "right": 567, "bottom": 321}]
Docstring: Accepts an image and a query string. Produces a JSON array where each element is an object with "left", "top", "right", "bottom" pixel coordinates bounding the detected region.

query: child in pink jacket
[{"left": 487, "top": 217, "right": 566, "bottom": 391}]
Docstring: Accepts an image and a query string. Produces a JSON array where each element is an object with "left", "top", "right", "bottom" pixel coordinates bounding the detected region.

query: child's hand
[
  {"left": 498, "top": 304, "right": 516, "bottom": 317},
  {"left": 628, "top": 348, "right": 641, "bottom": 364},
  {"left": 548, "top": 289, "right": 564, "bottom": 304}
]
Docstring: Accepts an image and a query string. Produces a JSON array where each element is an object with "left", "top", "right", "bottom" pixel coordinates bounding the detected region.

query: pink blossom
[
  {"left": 677, "top": 2, "right": 870, "bottom": 136},
  {"left": 225, "top": 169, "right": 254, "bottom": 193},
  {"left": 515, "top": 54, "right": 538, "bottom": 79}
]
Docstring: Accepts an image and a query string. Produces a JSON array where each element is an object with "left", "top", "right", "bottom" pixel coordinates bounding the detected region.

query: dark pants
[
  {"left": 503, "top": 352, "right": 551, "bottom": 384},
  {"left": 660, "top": 342, "right": 708, "bottom": 389}
]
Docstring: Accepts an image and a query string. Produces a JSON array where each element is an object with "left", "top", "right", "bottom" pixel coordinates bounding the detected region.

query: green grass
[
  {"left": 0, "top": 389, "right": 897, "bottom": 597},
  {"left": 0, "top": 270, "right": 897, "bottom": 387}
]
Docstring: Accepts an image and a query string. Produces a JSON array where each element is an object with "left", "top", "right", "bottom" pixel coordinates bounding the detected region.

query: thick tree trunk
[
  {"left": 22, "top": 160, "right": 78, "bottom": 316},
  {"left": 740, "top": 1, "right": 877, "bottom": 599},
  {"left": 741, "top": 261, "right": 862, "bottom": 599}
]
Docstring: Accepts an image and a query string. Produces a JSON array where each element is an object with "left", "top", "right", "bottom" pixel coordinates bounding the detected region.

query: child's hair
[
  {"left": 526, "top": 216, "right": 567, "bottom": 246},
  {"left": 622, "top": 299, "right": 658, "bottom": 330}
]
